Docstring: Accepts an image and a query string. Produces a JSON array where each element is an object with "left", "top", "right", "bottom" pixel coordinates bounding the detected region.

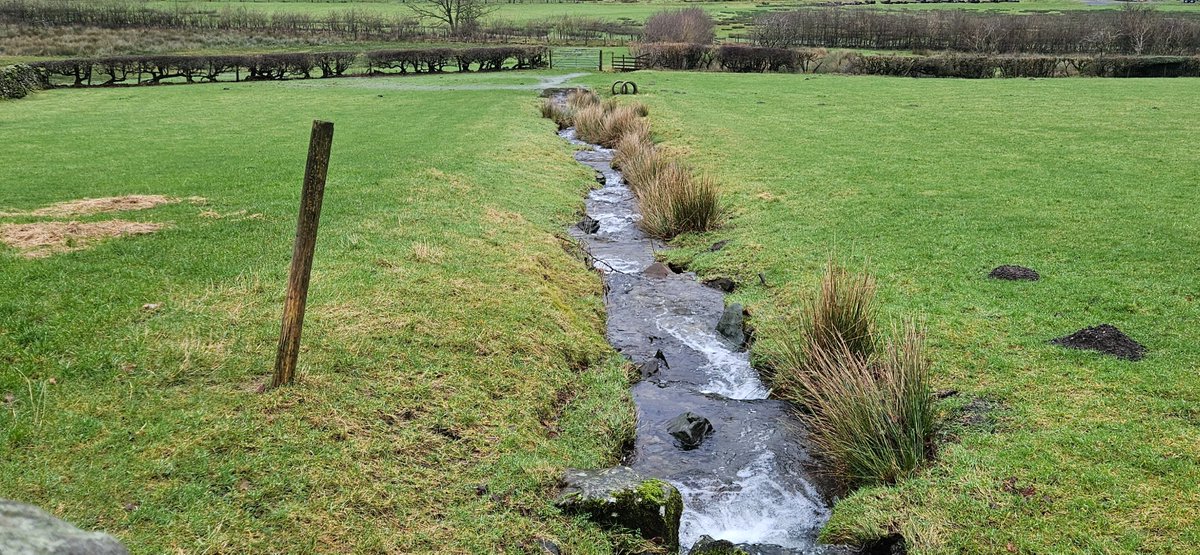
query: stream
[{"left": 558, "top": 112, "right": 840, "bottom": 553}]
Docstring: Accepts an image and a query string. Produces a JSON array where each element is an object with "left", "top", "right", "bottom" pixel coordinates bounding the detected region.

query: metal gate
[{"left": 551, "top": 48, "right": 602, "bottom": 70}]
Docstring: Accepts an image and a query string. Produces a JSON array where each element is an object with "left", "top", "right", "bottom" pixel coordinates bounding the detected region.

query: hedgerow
[{"left": 28, "top": 46, "right": 549, "bottom": 87}]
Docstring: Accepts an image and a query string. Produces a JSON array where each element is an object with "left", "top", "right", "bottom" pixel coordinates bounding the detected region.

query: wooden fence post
[
  {"left": 598, "top": 50, "right": 603, "bottom": 71},
  {"left": 271, "top": 120, "right": 335, "bottom": 389}
]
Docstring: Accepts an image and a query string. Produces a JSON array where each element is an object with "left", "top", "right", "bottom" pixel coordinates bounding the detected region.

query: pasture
[
  {"left": 568, "top": 70, "right": 1200, "bottom": 553},
  {"left": 0, "top": 71, "right": 635, "bottom": 553}
]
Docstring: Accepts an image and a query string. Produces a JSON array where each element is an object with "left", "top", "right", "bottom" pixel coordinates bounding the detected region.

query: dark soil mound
[
  {"left": 989, "top": 265, "right": 1039, "bottom": 281},
  {"left": 1051, "top": 324, "right": 1146, "bottom": 361}
]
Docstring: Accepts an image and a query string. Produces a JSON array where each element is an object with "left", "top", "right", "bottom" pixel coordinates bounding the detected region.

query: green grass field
[
  {"left": 0, "top": 71, "right": 641, "bottom": 553},
  {"left": 3, "top": 67, "right": 1200, "bottom": 554},
  {"left": 567, "top": 70, "right": 1200, "bottom": 553}
]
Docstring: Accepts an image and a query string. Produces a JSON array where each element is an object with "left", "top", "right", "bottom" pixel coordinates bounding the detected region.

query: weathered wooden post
[{"left": 271, "top": 120, "right": 334, "bottom": 389}]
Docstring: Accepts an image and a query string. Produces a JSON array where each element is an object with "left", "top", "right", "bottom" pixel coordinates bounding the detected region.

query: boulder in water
[
  {"left": 0, "top": 499, "right": 129, "bottom": 555},
  {"left": 691, "top": 535, "right": 748, "bottom": 554},
  {"left": 666, "top": 412, "right": 713, "bottom": 450},
  {"left": 556, "top": 467, "right": 682, "bottom": 552},
  {"left": 576, "top": 215, "right": 600, "bottom": 234},
  {"left": 717, "top": 303, "right": 747, "bottom": 349}
]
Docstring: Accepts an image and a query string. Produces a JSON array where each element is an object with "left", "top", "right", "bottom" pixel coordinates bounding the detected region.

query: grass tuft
[
  {"left": 635, "top": 161, "right": 722, "bottom": 239},
  {"left": 767, "top": 262, "right": 932, "bottom": 489},
  {"left": 798, "top": 322, "right": 935, "bottom": 488}
]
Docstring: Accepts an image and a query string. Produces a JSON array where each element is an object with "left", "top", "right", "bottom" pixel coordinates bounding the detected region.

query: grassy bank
[
  {"left": 576, "top": 71, "right": 1200, "bottom": 553},
  {"left": 0, "top": 71, "right": 636, "bottom": 553}
]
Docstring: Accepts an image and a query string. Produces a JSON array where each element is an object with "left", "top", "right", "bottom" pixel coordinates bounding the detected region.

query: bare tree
[
  {"left": 1119, "top": 5, "right": 1159, "bottom": 55},
  {"left": 408, "top": 0, "right": 499, "bottom": 35}
]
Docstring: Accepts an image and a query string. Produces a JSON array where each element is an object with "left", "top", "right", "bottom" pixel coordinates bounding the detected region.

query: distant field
[
  {"left": 569, "top": 71, "right": 1200, "bottom": 553},
  {"left": 143, "top": 0, "right": 1200, "bottom": 20},
  {"left": 0, "top": 71, "right": 636, "bottom": 553}
]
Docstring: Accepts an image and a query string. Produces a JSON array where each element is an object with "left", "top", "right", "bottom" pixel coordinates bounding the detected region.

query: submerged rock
[
  {"left": 576, "top": 215, "right": 600, "bottom": 234},
  {"left": 667, "top": 412, "right": 714, "bottom": 450},
  {"left": 716, "top": 303, "right": 747, "bottom": 349},
  {"left": 556, "top": 467, "right": 682, "bottom": 552},
  {"left": 0, "top": 500, "right": 129, "bottom": 555},
  {"left": 636, "top": 350, "right": 669, "bottom": 379}
]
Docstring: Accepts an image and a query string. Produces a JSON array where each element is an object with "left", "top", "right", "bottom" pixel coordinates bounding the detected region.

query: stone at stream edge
[
  {"left": 643, "top": 262, "right": 675, "bottom": 279},
  {"left": 556, "top": 467, "right": 683, "bottom": 552},
  {"left": 0, "top": 500, "right": 129, "bottom": 555},
  {"left": 666, "top": 412, "right": 714, "bottom": 450},
  {"left": 717, "top": 303, "right": 747, "bottom": 349},
  {"left": 703, "top": 277, "right": 736, "bottom": 293},
  {"left": 692, "top": 535, "right": 862, "bottom": 555},
  {"left": 691, "top": 535, "right": 748, "bottom": 554}
]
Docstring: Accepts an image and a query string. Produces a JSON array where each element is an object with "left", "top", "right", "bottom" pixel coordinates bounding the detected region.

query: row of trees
[
  {"left": 750, "top": 6, "right": 1200, "bottom": 55},
  {"left": 27, "top": 46, "right": 549, "bottom": 87},
  {"left": 0, "top": 0, "right": 639, "bottom": 44},
  {"left": 632, "top": 42, "right": 1200, "bottom": 77}
]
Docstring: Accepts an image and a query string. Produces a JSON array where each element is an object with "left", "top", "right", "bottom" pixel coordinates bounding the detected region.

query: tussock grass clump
[
  {"left": 573, "top": 103, "right": 646, "bottom": 148},
  {"left": 566, "top": 88, "right": 599, "bottom": 111},
  {"left": 540, "top": 89, "right": 600, "bottom": 130},
  {"left": 540, "top": 88, "right": 721, "bottom": 239},
  {"left": 637, "top": 165, "right": 723, "bottom": 239},
  {"left": 771, "top": 263, "right": 877, "bottom": 398},
  {"left": 767, "top": 262, "right": 934, "bottom": 489},
  {"left": 800, "top": 324, "right": 935, "bottom": 487}
]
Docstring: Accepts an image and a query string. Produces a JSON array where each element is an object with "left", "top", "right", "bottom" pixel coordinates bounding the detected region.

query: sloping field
[
  {"left": 0, "top": 72, "right": 635, "bottom": 553},
  {"left": 581, "top": 71, "right": 1200, "bottom": 553}
]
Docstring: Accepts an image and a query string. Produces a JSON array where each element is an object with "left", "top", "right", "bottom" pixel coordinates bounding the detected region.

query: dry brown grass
[
  {"left": 769, "top": 260, "right": 879, "bottom": 399},
  {"left": 31, "top": 195, "right": 177, "bottom": 216},
  {"left": 764, "top": 262, "right": 933, "bottom": 489},
  {"left": 636, "top": 162, "right": 723, "bottom": 239},
  {"left": 574, "top": 103, "right": 647, "bottom": 148},
  {"left": 0, "top": 220, "right": 165, "bottom": 258},
  {"left": 795, "top": 323, "right": 935, "bottom": 488},
  {"left": 0, "top": 23, "right": 325, "bottom": 58},
  {"left": 539, "top": 89, "right": 720, "bottom": 238},
  {"left": 565, "top": 88, "right": 599, "bottom": 112},
  {"left": 0, "top": 195, "right": 180, "bottom": 217}
]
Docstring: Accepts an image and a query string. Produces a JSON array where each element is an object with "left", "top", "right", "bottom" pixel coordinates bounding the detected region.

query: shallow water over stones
[{"left": 559, "top": 126, "right": 837, "bottom": 553}]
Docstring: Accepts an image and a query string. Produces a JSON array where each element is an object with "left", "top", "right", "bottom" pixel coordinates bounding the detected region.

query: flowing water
[{"left": 558, "top": 123, "right": 841, "bottom": 553}]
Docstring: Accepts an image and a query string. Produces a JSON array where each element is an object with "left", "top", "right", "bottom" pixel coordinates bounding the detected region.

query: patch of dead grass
[
  {"left": 0, "top": 220, "right": 165, "bottom": 258},
  {"left": 7, "top": 195, "right": 179, "bottom": 217}
]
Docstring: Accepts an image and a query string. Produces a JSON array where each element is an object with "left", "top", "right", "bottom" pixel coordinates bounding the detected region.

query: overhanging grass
[
  {"left": 580, "top": 71, "right": 1200, "bottom": 553},
  {"left": 0, "top": 72, "right": 634, "bottom": 553}
]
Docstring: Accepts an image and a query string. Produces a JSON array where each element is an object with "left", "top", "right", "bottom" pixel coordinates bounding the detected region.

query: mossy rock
[
  {"left": 690, "top": 535, "right": 750, "bottom": 555},
  {"left": 556, "top": 467, "right": 683, "bottom": 552}
]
